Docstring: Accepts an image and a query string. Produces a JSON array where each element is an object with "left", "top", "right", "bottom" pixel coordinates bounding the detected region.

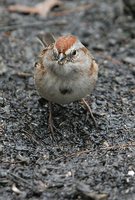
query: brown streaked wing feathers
[
  {"left": 37, "top": 33, "right": 56, "bottom": 47},
  {"left": 89, "top": 59, "right": 98, "bottom": 76}
]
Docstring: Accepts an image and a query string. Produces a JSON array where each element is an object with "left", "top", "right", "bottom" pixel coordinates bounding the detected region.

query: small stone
[
  {"left": 16, "top": 154, "right": 30, "bottom": 164},
  {"left": 0, "top": 170, "right": 7, "bottom": 177},
  {"left": 40, "top": 167, "right": 48, "bottom": 175},
  {"left": 76, "top": 182, "right": 108, "bottom": 200},
  {"left": 0, "top": 97, "right": 5, "bottom": 105},
  {"left": 109, "top": 38, "right": 117, "bottom": 45},
  {"left": 65, "top": 171, "right": 72, "bottom": 177},
  {"left": 92, "top": 44, "right": 105, "bottom": 51},
  {"left": 123, "top": 57, "right": 135, "bottom": 65},
  {"left": 2, "top": 105, "right": 10, "bottom": 114},
  {"left": 128, "top": 170, "right": 134, "bottom": 176},
  {"left": 0, "top": 56, "right": 7, "bottom": 75},
  {"left": 0, "top": 145, "right": 3, "bottom": 153}
]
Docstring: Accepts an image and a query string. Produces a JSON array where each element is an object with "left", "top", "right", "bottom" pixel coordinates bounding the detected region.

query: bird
[{"left": 34, "top": 33, "right": 98, "bottom": 133}]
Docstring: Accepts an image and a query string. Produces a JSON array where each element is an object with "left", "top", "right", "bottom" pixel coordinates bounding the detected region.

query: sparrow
[{"left": 34, "top": 33, "right": 98, "bottom": 133}]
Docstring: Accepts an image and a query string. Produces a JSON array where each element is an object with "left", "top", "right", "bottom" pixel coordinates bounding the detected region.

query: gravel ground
[{"left": 0, "top": 0, "right": 135, "bottom": 200}]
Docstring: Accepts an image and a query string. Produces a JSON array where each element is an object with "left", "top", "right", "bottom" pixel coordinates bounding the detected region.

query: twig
[
  {"left": 52, "top": 3, "right": 95, "bottom": 17},
  {"left": 1, "top": 160, "right": 29, "bottom": 164},
  {"left": 8, "top": 172, "right": 33, "bottom": 189},
  {"left": 55, "top": 149, "right": 91, "bottom": 162},
  {"left": 55, "top": 142, "right": 135, "bottom": 161},
  {"left": 22, "top": 129, "right": 44, "bottom": 146},
  {"left": 101, "top": 142, "right": 135, "bottom": 150},
  {"left": 82, "top": 98, "right": 97, "bottom": 127},
  {"left": 14, "top": 72, "right": 32, "bottom": 78}
]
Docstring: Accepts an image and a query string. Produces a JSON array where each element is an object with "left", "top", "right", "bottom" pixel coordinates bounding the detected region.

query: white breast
[{"left": 35, "top": 71, "right": 96, "bottom": 104}]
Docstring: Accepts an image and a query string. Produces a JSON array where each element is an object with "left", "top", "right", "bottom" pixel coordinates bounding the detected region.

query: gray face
[
  {"left": 43, "top": 48, "right": 81, "bottom": 78},
  {"left": 52, "top": 48, "right": 77, "bottom": 65},
  {"left": 43, "top": 42, "right": 91, "bottom": 80}
]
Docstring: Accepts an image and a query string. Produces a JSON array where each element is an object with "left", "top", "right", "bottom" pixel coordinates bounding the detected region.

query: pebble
[
  {"left": 0, "top": 145, "right": 3, "bottom": 153},
  {"left": 0, "top": 56, "right": 7, "bottom": 75},
  {"left": 128, "top": 170, "right": 134, "bottom": 176},
  {"left": 2, "top": 105, "right": 10, "bottom": 115},
  {"left": 92, "top": 44, "right": 105, "bottom": 51},
  {"left": 0, "top": 97, "right": 5, "bottom": 105},
  {"left": 123, "top": 57, "right": 135, "bottom": 65}
]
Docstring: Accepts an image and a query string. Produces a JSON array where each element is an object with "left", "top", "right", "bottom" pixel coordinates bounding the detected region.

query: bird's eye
[{"left": 72, "top": 50, "right": 77, "bottom": 56}]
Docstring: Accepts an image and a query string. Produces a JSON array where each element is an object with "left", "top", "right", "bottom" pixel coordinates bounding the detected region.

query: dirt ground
[{"left": 0, "top": 0, "right": 135, "bottom": 199}]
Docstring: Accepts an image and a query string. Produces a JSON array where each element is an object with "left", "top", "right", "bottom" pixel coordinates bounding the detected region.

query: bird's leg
[
  {"left": 48, "top": 101, "right": 55, "bottom": 134},
  {"left": 82, "top": 98, "right": 97, "bottom": 127},
  {"left": 48, "top": 102, "right": 62, "bottom": 136}
]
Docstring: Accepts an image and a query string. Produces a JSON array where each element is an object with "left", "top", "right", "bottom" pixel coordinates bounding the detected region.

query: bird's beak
[{"left": 58, "top": 53, "right": 65, "bottom": 64}]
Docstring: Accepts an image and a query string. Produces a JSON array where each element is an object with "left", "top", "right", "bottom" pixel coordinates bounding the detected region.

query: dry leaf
[{"left": 8, "top": 0, "right": 61, "bottom": 17}]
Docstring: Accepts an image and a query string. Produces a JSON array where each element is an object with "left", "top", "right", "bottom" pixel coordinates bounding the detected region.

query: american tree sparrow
[{"left": 34, "top": 33, "right": 98, "bottom": 133}]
